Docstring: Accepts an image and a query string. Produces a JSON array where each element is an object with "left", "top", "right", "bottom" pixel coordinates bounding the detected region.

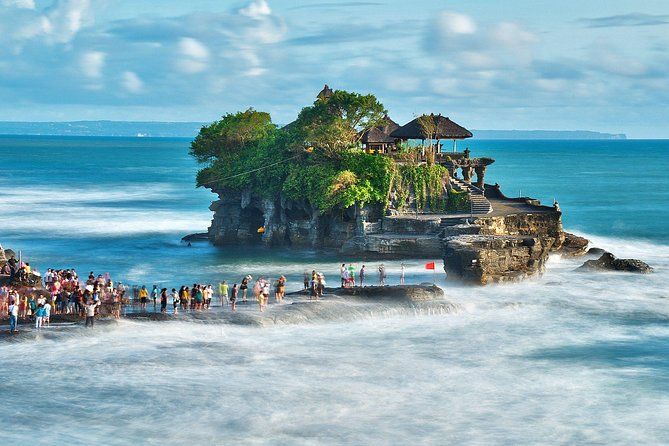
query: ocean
[{"left": 1, "top": 136, "right": 668, "bottom": 444}]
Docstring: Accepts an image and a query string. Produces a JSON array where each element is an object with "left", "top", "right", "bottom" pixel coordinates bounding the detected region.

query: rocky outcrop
[
  {"left": 559, "top": 232, "right": 590, "bottom": 256},
  {"left": 291, "top": 284, "right": 445, "bottom": 302},
  {"left": 577, "top": 252, "right": 653, "bottom": 274},
  {"left": 443, "top": 235, "right": 555, "bottom": 285},
  {"left": 207, "top": 188, "right": 378, "bottom": 249}
]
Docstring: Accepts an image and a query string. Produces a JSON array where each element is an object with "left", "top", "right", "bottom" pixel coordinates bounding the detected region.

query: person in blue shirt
[{"left": 35, "top": 304, "right": 46, "bottom": 329}]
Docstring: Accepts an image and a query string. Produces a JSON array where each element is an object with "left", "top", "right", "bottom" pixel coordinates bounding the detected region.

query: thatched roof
[
  {"left": 360, "top": 115, "right": 400, "bottom": 144},
  {"left": 390, "top": 114, "right": 473, "bottom": 140},
  {"left": 317, "top": 84, "right": 333, "bottom": 100}
]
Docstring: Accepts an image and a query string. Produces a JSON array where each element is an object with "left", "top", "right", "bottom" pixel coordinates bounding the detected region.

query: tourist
[
  {"left": 378, "top": 264, "right": 386, "bottom": 286},
  {"left": 400, "top": 263, "right": 406, "bottom": 285},
  {"left": 160, "top": 288, "right": 168, "bottom": 313},
  {"left": 194, "top": 286, "right": 203, "bottom": 311},
  {"left": 316, "top": 273, "right": 326, "bottom": 299},
  {"left": 240, "top": 276, "right": 250, "bottom": 303},
  {"left": 43, "top": 299, "right": 51, "bottom": 326},
  {"left": 303, "top": 271, "right": 309, "bottom": 290},
  {"left": 8, "top": 299, "right": 18, "bottom": 333},
  {"left": 260, "top": 280, "right": 270, "bottom": 312},
  {"left": 359, "top": 265, "right": 366, "bottom": 287},
  {"left": 275, "top": 275, "right": 286, "bottom": 302},
  {"left": 205, "top": 284, "right": 213, "bottom": 309},
  {"left": 28, "top": 296, "right": 36, "bottom": 320},
  {"left": 84, "top": 299, "right": 99, "bottom": 327},
  {"left": 309, "top": 276, "right": 317, "bottom": 300},
  {"left": 219, "top": 281, "right": 229, "bottom": 306},
  {"left": 230, "top": 284, "right": 238, "bottom": 311},
  {"left": 151, "top": 285, "right": 159, "bottom": 311},
  {"left": 252, "top": 279, "right": 262, "bottom": 304},
  {"left": 35, "top": 304, "right": 45, "bottom": 329},
  {"left": 340, "top": 263, "right": 346, "bottom": 287},
  {"left": 171, "top": 288, "right": 179, "bottom": 315},
  {"left": 138, "top": 285, "right": 148, "bottom": 311}
]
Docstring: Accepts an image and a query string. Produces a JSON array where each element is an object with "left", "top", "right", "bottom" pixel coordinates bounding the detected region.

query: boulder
[
  {"left": 442, "top": 234, "right": 556, "bottom": 285},
  {"left": 559, "top": 232, "right": 589, "bottom": 256},
  {"left": 333, "top": 284, "right": 444, "bottom": 302},
  {"left": 586, "top": 247, "right": 606, "bottom": 256},
  {"left": 577, "top": 252, "right": 653, "bottom": 274}
]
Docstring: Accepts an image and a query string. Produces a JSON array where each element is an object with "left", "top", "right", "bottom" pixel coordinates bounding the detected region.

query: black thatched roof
[
  {"left": 317, "top": 84, "right": 333, "bottom": 100},
  {"left": 360, "top": 115, "right": 400, "bottom": 144},
  {"left": 390, "top": 114, "right": 473, "bottom": 140}
]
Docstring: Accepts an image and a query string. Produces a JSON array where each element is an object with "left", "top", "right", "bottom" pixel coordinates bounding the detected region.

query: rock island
[{"left": 192, "top": 85, "right": 581, "bottom": 285}]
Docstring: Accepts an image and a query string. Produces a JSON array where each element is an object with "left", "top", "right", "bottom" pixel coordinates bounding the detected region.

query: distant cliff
[
  {"left": 0, "top": 121, "right": 626, "bottom": 140},
  {"left": 0, "top": 121, "right": 203, "bottom": 137},
  {"left": 472, "top": 130, "right": 626, "bottom": 140}
]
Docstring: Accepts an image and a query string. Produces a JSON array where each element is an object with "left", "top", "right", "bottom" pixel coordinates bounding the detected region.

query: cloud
[
  {"left": 121, "top": 71, "right": 143, "bottom": 93},
  {"left": 239, "top": 0, "right": 271, "bottom": 20},
  {"left": 80, "top": 51, "right": 105, "bottom": 78},
  {"left": 579, "top": 13, "right": 669, "bottom": 28},
  {"left": 435, "top": 11, "right": 477, "bottom": 35},
  {"left": 0, "top": 0, "right": 92, "bottom": 47},
  {"left": 177, "top": 37, "right": 209, "bottom": 74}
]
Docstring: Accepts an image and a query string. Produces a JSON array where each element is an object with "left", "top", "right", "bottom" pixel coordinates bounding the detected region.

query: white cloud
[
  {"left": 177, "top": 37, "right": 210, "bottom": 73},
  {"left": 239, "top": 0, "right": 271, "bottom": 20},
  {"left": 121, "top": 71, "right": 143, "bottom": 93},
  {"left": 490, "top": 22, "right": 537, "bottom": 47},
  {"left": 435, "top": 12, "right": 476, "bottom": 35},
  {"left": 80, "top": 51, "right": 105, "bottom": 78},
  {"left": 0, "top": 0, "right": 92, "bottom": 46}
]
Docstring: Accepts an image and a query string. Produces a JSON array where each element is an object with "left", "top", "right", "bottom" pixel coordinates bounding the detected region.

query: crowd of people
[{"left": 3, "top": 258, "right": 407, "bottom": 334}]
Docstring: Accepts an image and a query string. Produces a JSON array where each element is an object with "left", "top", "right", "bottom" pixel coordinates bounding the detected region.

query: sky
[{"left": 0, "top": 0, "right": 668, "bottom": 137}]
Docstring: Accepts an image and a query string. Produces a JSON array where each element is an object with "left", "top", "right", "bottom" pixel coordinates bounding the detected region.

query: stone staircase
[{"left": 450, "top": 178, "right": 492, "bottom": 215}]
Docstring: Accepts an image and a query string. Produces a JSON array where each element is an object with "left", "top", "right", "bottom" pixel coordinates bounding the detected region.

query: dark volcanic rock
[
  {"left": 560, "top": 232, "right": 590, "bottom": 256},
  {"left": 289, "top": 285, "right": 445, "bottom": 302},
  {"left": 181, "top": 232, "right": 209, "bottom": 242},
  {"left": 587, "top": 247, "right": 606, "bottom": 256},
  {"left": 334, "top": 285, "right": 444, "bottom": 301},
  {"left": 577, "top": 252, "right": 653, "bottom": 274},
  {"left": 443, "top": 234, "right": 556, "bottom": 285}
]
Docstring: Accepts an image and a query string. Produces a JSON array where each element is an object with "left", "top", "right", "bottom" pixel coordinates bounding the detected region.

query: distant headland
[{"left": 0, "top": 121, "right": 626, "bottom": 140}]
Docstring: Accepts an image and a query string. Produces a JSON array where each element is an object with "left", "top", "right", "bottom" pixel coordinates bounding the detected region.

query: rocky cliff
[{"left": 207, "top": 187, "right": 383, "bottom": 250}]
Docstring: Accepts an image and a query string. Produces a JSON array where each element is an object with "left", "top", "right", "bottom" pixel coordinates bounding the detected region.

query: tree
[
  {"left": 190, "top": 108, "right": 276, "bottom": 164},
  {"left": 292, "top": 90, "right": 386, "bottom": 157}
]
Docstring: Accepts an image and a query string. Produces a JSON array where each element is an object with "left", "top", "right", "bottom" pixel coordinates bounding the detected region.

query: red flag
[{"left": 425, "top": 262, "right": 435, "bottom": 270}]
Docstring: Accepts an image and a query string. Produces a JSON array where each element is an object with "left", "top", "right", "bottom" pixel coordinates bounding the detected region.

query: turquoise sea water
[{"left": 1, "top": 136, "right": 668, "bottom": 445}]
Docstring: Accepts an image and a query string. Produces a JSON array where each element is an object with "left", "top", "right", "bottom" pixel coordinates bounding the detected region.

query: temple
[{"left": 312, "top": 83, "right": 497, "bottom": 190}]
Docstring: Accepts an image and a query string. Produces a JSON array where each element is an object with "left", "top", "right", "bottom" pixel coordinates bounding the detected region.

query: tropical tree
[
  {"left": 292, "top": 90, "right": 386, "bottom": 157},
  {"left": 190, "top": 108, "right": 276, "bottom": 164}
]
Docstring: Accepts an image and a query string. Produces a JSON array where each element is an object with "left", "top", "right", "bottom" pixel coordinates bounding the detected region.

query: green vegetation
[
  {"left": 391, "top": 164, "right": 449, "bottom": 212},
  {"left": 191, "top": 89, "right": 458, "bottom": 214}
]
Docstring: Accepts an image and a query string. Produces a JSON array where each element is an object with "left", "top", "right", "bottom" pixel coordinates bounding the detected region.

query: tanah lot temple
[{"left": 207, "top": 85, "right": 578, "bottom": 285}]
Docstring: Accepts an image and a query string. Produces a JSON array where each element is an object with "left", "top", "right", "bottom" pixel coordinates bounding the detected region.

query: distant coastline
[{"left": 0, "top": 121, "right": 627, "bottom": 140}]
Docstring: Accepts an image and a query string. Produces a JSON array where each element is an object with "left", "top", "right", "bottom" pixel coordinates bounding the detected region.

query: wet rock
[
  {"left": 587, "top": 247, "right": 606, "bottom": 256},
  {"left": 577, "top": 252, "right": 653, "bottom": 274},
  {"left": 181, "top": 233, "right": 209, "bottom": 242},
  {"left": 559, "top": 232, "right": 590, "bottom": 256},
  {"left": 442, "top": 234, "right": 556, "bottom": 285},
  {"left": 333, "top": 284, "right": 444, "bottom": 302}
]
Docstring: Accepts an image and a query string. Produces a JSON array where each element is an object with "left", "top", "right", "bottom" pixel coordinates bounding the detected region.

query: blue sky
[{"left": 0, "top": 0, "right": 668, "bottom": 137}]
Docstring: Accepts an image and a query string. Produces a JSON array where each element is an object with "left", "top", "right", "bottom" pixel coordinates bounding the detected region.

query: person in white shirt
[
  {"left": 8, "top": 300, "right": 18, "bottom": 333},
  {"left": 84, "top": 299, "right": 100, "bottom": 327},
  {"left": 43, "top": 301, "right": 51, "bottom": 326}
]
